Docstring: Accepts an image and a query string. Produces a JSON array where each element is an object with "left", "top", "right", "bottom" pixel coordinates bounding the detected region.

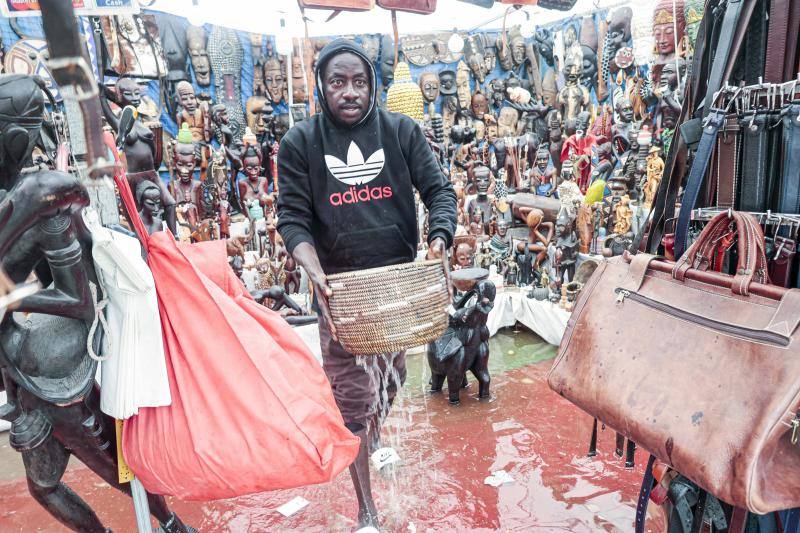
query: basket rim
[{"left": 326, "top": 259, "right": 444, "bottom": 281}]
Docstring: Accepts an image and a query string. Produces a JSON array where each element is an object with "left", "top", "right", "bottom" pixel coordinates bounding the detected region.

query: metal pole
[{"left": 130, "top": 477, "right": 152, "bottom": 533}]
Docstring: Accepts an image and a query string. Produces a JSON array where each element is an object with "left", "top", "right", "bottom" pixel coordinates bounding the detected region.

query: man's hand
[
  {"left": 226, "top": 235, "right": 246, "bottom": 258},
  {"left": 292, "top": 242, "right": 338, "bottom": 341},
  {"left": 426, "top": 236, "right": 453, "bottom": 300}
]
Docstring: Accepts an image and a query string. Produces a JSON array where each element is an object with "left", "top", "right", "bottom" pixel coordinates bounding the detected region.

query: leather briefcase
[
  {"left": 548, "top": 211, "right": 800, "bottom": 514},
  {"left": 376, "top": 0, "right": 436, "bottom": 13},
  {"left": 297, "top": 0, "right": 374, "bottom": 11}
]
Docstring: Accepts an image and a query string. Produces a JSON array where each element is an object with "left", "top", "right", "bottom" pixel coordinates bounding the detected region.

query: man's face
[
  {"left": 536, "top": 154, "right": 549, "bottom": 171},
  {"left": 470, "top": 93, "right": 488, "bottom": 118},
  {"left": 474, "top": 120, "right": 485, "bottom": 141},
  {"left": 212, "top": 106, "right": 229, "bottom": 125},
  {"left": 511, "top": 39, "right": 525, "bottom": 65},
  {"left": 243, "top": 155, "right": 261, "bottom": 180},
  {"left": 455, "top": 244, "right": 472, "bottom": 267},
  {"left": 174, "top": 148, "right": 196, "bottom": 182},
  {"left": 475, "top": 170, "right": 490, "bottom": 194},
  {"left": 264, "top": 60, "right": 286, "bottom": 104},
  {"left": 497, "top": 221, "right": 508, "bottom": 237},
  {"left": 659, "top": 64, "right": 678, "bottom": 92},
  {"left": 323, "top": 52, "right": 370, "bottom": 126},
  {"left": 486, "top": 120, "right": 498, "bottom": 140},
  {"left": 117, "top": 79, "right": 141, "bottom": 108}
]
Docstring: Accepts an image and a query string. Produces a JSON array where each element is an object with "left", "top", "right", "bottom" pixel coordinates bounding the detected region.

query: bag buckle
[{"left": 792, "top": 417, "right": 799, "bottom": 445}]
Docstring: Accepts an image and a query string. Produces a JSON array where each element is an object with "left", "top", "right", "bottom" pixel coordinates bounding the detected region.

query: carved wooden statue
[
  {"left": 427, "top": 278, "right": 495, "bottom": 404},
  {"left": 0, "top": 74, "right": 194, "bottom": 533}
]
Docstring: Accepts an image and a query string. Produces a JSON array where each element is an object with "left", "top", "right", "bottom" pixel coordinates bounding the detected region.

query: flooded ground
[{"left": 0, "top": 328, "right": 665, "bottom": 532}]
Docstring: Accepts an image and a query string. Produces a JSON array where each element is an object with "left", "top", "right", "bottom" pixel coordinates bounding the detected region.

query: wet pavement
[{"left": 0, "top": 329, "right": 665, "bottom": 532}]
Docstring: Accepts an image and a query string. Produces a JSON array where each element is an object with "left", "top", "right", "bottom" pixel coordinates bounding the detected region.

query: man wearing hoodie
[{"left": 277, "top": 39, "right": 456, "bottom": 528}]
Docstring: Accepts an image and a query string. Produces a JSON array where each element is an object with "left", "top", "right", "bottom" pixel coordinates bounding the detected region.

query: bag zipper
[{"left": 615, "top": 288, "right": 790, "bottom": 347}]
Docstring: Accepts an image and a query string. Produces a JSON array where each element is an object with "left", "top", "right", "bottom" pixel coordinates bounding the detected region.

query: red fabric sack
[{"left": 116, "top": 173, "right": 359, "bottom": 500}]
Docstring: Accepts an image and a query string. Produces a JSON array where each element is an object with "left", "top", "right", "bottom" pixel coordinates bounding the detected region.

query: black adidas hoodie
[{"left": 277, "top": 39, "right": 457, "bottom": 275}]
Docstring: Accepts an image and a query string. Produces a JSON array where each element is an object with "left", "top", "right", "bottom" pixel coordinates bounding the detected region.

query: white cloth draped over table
[
  {"left": 486, "top": 289, "right": 570, "bottom": 346},
  {"left": 84, "top": 209, "right": 171, "bottom": 419}
]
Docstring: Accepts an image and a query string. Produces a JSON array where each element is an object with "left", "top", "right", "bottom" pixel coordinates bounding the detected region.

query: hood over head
[{"left": 315, "top": 38, "right": 378, "bottom": 129}]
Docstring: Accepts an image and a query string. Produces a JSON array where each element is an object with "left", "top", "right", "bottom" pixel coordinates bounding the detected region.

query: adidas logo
[{"left": 324, "top": 141, "right": 385, "bottom": 186}]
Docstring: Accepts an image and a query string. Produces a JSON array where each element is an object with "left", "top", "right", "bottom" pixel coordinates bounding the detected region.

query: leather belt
[
  {"left": 704, "top": 0, "right": 749, "bottom": 116},
  {"left": 738, "top": 110, "right": 773, "bottom": 212},
  {"left": 675, "top": 108, "right": 727, "bottom": 258},
  {"left": 707, "top": 113, "right": 740, "bottom": 207},
  {"left": 766, "top": 0, "right": 791, "bottom": 83},
  {"left": 634, "top": 454, "right": 656, "bottom": 533},
  {"left": 743, "top": 0, "right": 768, "bottom": 85},
  {"left": 777, "top": 104, "right": 800, "bottom": 214},
  {"left": 784, "top": 0, "right": 800, "bottom": 81}
]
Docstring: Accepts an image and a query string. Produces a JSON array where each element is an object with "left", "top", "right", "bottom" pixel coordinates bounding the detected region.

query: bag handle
[{"left": 672, "top": 211, "right": 769, "bottom": 296}]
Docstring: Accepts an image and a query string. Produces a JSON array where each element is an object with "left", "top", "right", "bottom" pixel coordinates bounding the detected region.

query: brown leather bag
[
  {"left": 297, "top": 0, "right": 374, "bottom": 11},
  {"left": 548, "top": 211, "right": 800, "bottom": 514},
  {"left": 376, "top": 0, "right": 436, "bottom": 13}
]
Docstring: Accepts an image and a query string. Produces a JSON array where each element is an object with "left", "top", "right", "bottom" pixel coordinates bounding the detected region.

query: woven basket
[{"left": 327, "top": 260, "right": 450, "bottom": 355}]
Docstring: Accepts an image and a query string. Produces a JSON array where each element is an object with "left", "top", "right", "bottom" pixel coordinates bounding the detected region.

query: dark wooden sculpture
[
  {"left": 0, "top": 74, "right": 194, "bottom": 533},
  {"left": 427, "top": 272, "right": 494, "bottom": 405}
]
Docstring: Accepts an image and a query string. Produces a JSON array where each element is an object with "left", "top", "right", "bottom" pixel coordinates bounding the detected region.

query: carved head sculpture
[
  {"left": 580, "top": 16, "right": 599, "bottom": 52},
  {"left": 535, "top": 145, "right": 550, "bottom": 171},
  {"left": 173, "top": 140, "right": 196, "bottom": 183},
  {"left": 615, "top": 95, "right": 635, "bottom": 123},
  {"left": 534, "top": 28, "right": 555, "bottom": 67},
  {"left": 245, "top": 96, "right": 272, "bottom": 135},
  {"left": 684, "top": 0, "right": 703, "bottom": 44},
  {"left": 176, "top": 80, "right": 198, "bottom": 113},
  {"left": 575, "top": 111, "right": 591, "bottom": 136},
  {"left": 272, "top": 113, "right": 291, "bottom": 141},
  {"left": 211, "top": 103, "right": 229, "bottom": 126},
  {"left": 361, "top": 34, "right": 381, "bottom": 64},
  {"left": 504, "top": 71, "right": 522, "bottom": 94},
  {"left": 498, "top": 107, "right": 519, "bottom": 137},
  {"left": 380, "top": 34, "right": 396, "bottom": 88},
  {"left": 607, "top": 7, "right": 633, "bottom": 56},
  {"left": 455, "top": 242, "right": 474, "bottom": 268},
  {"left": 470, "top": 90, "right": 489, "bottom": 118},
  {"left": 564, "top": 117, "right": 578, "bottom": 137},
  {"left": 489, "top": 78, "right": 505, "bottom": 108},
  {"left": 484, "top": 114, "right": 498, "bottom": 141},
  {"left": 116, "top": 77, "right": 142, "bottom": 108},
  {"left": 662, "top": 101, "right": 679, "bottom": 129},
  {"left": 474, "top": 163, "right": 491, "bottom": 194},
  {"left": 464, "top": 34, "right": 487, "bottom": 83},
  {"left": 508, "top": 26, "right": 526, "bottom": 68},
  {"left": 580, "top": 45, "right": 597, "bottom": 88},
  {"left": 653, "top": 0, "right": 685, "bottom": 58},
  {"left": 419, "top": 72, "right": 440, "bottom": 103},
  {"left": 291, "top": 47, "right": 307, "bottom": 102},
  {"left": 136, "top": 180, "right": 163, "bottom": 216},
  {"left": 242, "top": 144, "right": 262, "bottom": 181},
  {"left": 542, "top": 69, "right": 557, "bottom": 107},
  {"left": 186, "top": 25, "right": 211, "bottom": 86},
  {"left": 659, "top": 60, "right": 686, "bottom": 93},
  {"left": 556, "top": 210, "right": 574, "bottom": 237},
  {"left": 456, "top": 61, "right": 471, "bottom": 109},
  {"left": 263, "top": 58, "right": 286, "bottom": 105},
  {"left": 473, "top": 119, "right": 486, "bottom": 141},
  {"left": 497, "top": 219, "right": 509, "bottom": 237},
  {"left": 496, "top": 35, "right": 514, "bottom": 71},
  {"left": 561, "top": 158, "right": 575, "bottom": 182},
  {"left": 439, "top": 69, "right": 457, "bottom": 96},
  {"left": 563, "top": 53, "right": 581, "bottom": 84}
]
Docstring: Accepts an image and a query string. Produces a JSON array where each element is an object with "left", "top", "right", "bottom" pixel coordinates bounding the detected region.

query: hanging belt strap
[
  {"left": 739, "top": 110, "right": 773, "bottom": 211},
  {"left": 634, "top": 454, "right": 657, "bottom": 533},
  {"left": 766, "top": 0, "right": 792, "bottom": 83},
  {"left": 778, "top": 104, "right": 800, "bottom": 214},
  {"left": 703, "top": 0, "right": 748, "bottom": 115},
  {"left": 743, "top": 0, "right": 769, "bottom": 85},
  {"left": 784, "top": 0, "right": 800, "bottom": 81},
  {"left": 674, "top": 108, "right": 727, "bottom": 257}
]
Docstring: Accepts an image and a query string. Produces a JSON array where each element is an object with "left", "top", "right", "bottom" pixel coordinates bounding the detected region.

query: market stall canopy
[{"left": 144, "top": 0, "right": 625, "bottom": 37}]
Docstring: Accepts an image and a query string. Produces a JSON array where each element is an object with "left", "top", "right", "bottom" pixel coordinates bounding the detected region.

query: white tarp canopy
[{"left": 145, "top": 0, "right": 629, "bottom": 38}]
